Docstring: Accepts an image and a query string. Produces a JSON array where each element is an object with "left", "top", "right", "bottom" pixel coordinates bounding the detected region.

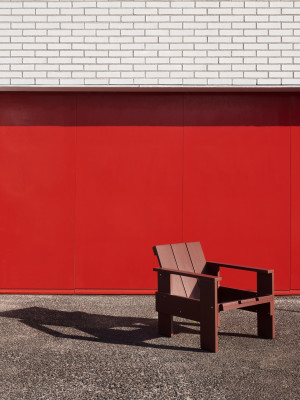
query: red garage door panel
[
  {"left": 0, "top": 126, "right": 76, "bottom": 290},
  {"left": 183, "top": 127, "right": 290, "bottom": 291},
  {"left": 291, "top": 127, "right": 300, "bottom": 289},
  {"left": 76, "top": 126, "right": 183, "bottom": 290}
]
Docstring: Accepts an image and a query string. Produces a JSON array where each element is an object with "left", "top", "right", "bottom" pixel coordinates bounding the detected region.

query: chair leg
[
  {"left": 158, "top": 312, "right": 173, "bottom": 337},
  {"left": 217, "top": 312, "right": 220, "bottom": 328},
  {"left": 199, "top": 276, "right": 218, "bottom": 352},
  {"left": 257, "top": 302, "right": 275, "bottom": 339},
  {"left": 200, "top": 309, "right": 218, "bottom": 352}
]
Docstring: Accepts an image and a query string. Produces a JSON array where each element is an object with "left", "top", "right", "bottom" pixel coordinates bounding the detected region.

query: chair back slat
[
  {"left": 186, "top": 242, "right": 207, "bottom": 274},
  {"left": 154, "top": 244, "right": 186, "bottom": 298},
  {"left": 171, "top": 243, "right": 200, "bottom": 299}
]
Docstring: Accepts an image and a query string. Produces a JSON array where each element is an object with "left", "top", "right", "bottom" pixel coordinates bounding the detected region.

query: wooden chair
[{"left": 153, "top": 242, "right": 275, "bottom": 352}]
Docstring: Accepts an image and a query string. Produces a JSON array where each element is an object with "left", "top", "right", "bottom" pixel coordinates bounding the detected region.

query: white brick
[
  {"left": 0, "top": 2, "right": 22, "bottom": 9},
  {"left": 22, "top": 57, "right": 47, "bottom": 64},
  {"left": 24, "top": 2, "right": 47, "bottom": 8},
  {"left": 73, "top": 2, "right": 96, "bottom": 7},
  {"left": 0, "top": 71, "right": 21, "bottom": 78},
  {"left": 233, "top": 78, "right": 257, "bottom": 85},
  {"left": 195, "top": 71, "right": 219, "bottom": 78},
  {"left": 257, "top": 79, "right": 281, "bottom": 84},
  {"left": 257, "top": 65, "right": 280, "bottom": 71},
  {"left": 11, "top": 50, "right": 34, "bottom": 57},
  {"left": 282, "top": 65, "right": 300, "bottom": 71},
  {"left": 83, "top": 79, "right": 108, "bottom": 84},
  {"left": 23, "top": 71, "right": 47, "bottom": 78},
  {"left": 60, "top": 78, "right": 85, "bottom": 85},
  {"left": 269, "top": 43, "right": 293, "bottom": 50},
  {"left": 134, "top": 64, "right": 156, "bottom": 71},
  {"left": 245, "top": 1, "right": 268, "bottom": 7},
  {"left": 35, "top": 9, "right": 60, "bottom": 15},
  {"left": 282, "top": 79, "right": 300, "bottom": 84},
  {"left": 0, "top": 9, "right": 10, "bottom": 16},
  {"left": 36, "top": 79, "right": 60, "bottom": 84},
  {"left": 208, "top": 79, "right": 233, "bottom": 85},
  {"left": 134, "top": 78, "right": 158, "bottom": 84},
  {"left": 48, "top": 16, "right": 72, "bottom": 22},
  {"left": 244, "top": 57, "right": 268, "bottom": 64},
  {"left": 269, "top": 57, "right": 293, "bottom": 64},
  {"left": 49, "top": 44, "right": 71, "bottom": 50},
  {"left": 0, "top": 57, "right": 22, "bottom": 64},
  {"left": 220, "top": 2, "right": 244, "bottom": 7},
  {"left": 244, "top": 43, "right": 268, "bottom": 50},
  {"left": 0, "top": 43, "right": 21, "bottom": 50},
  {"left": 270, "top": 15, "right": 293, "bottom": 22},
  {"left": 270, "top": 2, "right": 293, "bottom": 8},
  {"left": 258, "top": 8, "right": 281, "bottom": 15},
  {"left": 208, "top": 64, "right": 230, "bottom": 71},
  {"left": 220, "top": 15, "right": 244, "bottom": 22},
  {"left": 219, "top": 57, "right": 243, "bottom": 64},
  {"left": 233, "top": 8, "right": 256, "bottom": 15},
  {"left": 72, "top": 71, "right": 95, "bottom": 78},
  {"left": 270, "top": 72, "right": 293, "bottom": 78},
  {"left": 182, "top": 78, "right": 207, "bottom": 85},
  {"left": 35, "top": 65, "right": 59, "bottom": 71},
  {"left": 11, "top": 78, "right": 35, "bottom": 84},
  {"left": 60, "top": 65, "right": 84, "bottom": 71},
  {"left": 220, "top": 71, "right": 243, "bottom": 78},
  {"left": 11, "top": 64, "right": 34, "bottom": 71},
  {"left": 244, "top": 71, "right": 268, "bottom": 78},
  {"left": 0, "top": 16, "right": 22, "bottom": 22},
  {"left": 257, "top": 50, "right": 281, "bottom": 57}
]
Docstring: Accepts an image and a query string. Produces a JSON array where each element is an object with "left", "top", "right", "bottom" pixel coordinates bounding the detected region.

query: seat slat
[
  {"left": 154, "top": 244, "right": 186, "bottom": 297},
  {"left": 171, "top": 243, "right": 200, "bottom": 299}
]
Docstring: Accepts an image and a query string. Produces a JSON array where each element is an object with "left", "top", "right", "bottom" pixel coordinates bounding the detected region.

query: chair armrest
[
  {"left": 206, "top": 261, "right": 273, "bottom": 274},
  {"left": 153, "top": 267, "right": 222, "bottom": 281}
]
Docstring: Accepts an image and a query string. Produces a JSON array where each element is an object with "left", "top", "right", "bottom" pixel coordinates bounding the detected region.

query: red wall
[{"left": 0, "top": 92, "right": 299, "bottom": 295}]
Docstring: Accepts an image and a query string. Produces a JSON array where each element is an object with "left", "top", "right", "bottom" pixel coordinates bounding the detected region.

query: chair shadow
[{"left": 0, "top": 307, "right": 259, "bottom": 352}]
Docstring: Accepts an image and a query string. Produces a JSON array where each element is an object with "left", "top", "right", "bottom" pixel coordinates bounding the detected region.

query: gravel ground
[{"left": 0, "top": 295, "right": 299, "bottom": 400}]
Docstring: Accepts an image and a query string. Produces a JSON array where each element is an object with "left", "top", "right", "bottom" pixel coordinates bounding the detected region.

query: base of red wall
[
  {"left": 0, "top": 289, "right": 74, "bottom": 294},
  {"left": 0, "top": 289, "right": 156, "bottom": 295},
  {"left": 275, "top": 290, "right": 300, "bottom": 295},
  {"left": 75, "top": 289, "right": 156, "bottom": 295},
  {"left": 0, "top": 289, "right": 299, "bottom": 295}
]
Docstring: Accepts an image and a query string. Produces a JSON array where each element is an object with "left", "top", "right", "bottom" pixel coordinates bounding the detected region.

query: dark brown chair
[{"left": 153, "top": 242, "right": 275, "bottom": 352}]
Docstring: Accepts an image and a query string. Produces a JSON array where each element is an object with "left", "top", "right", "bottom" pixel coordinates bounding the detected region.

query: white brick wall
[{"left": 0, "top": 0, "right": 300, "bottom": 87}]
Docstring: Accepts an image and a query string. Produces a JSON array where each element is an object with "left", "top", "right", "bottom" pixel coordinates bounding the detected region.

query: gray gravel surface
[{"left": 0, "top": 295, "right": 299, "bottom": 400}]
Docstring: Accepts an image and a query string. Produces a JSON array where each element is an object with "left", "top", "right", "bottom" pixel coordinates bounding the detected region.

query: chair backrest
[{"left": 153, "top": 242, "right": 206, "bottom": 299}]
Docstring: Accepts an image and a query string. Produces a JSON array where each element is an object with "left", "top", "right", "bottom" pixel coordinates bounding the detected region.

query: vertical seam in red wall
[
  {"left": 74, "top": 93, "right": 78, "bottom": 294},
  {"left": 290, "top": 125, "right": 292, "bottom": 291},
  {"left": 182, "top": 93, "right": 185, "bottom": 242}
]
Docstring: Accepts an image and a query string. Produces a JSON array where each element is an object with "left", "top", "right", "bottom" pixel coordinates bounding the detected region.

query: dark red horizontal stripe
[{"left": 0, "top": 91, "right": 300, "bottom": 126}]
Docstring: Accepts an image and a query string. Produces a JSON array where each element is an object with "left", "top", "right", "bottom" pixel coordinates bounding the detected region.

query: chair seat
[{"left": 218, "top": 286, "right": 273, "bottom": 311}]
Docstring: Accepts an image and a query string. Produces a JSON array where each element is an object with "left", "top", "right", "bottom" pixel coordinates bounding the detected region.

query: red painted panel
[
  {"left": 0, "top": 126, "right": 76, "bottom": 289},
  {"left": 75, "top": 126, "right": 183, "bottom": 290},
  {"left": 0, "top": 92, "right": 297, "bottom": 294},
  {"left": 291, "top": 127, "right": 300, "bottom": 289},
  {"left": 183, "top": 127, "right": 290, "bottom": 291}
]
